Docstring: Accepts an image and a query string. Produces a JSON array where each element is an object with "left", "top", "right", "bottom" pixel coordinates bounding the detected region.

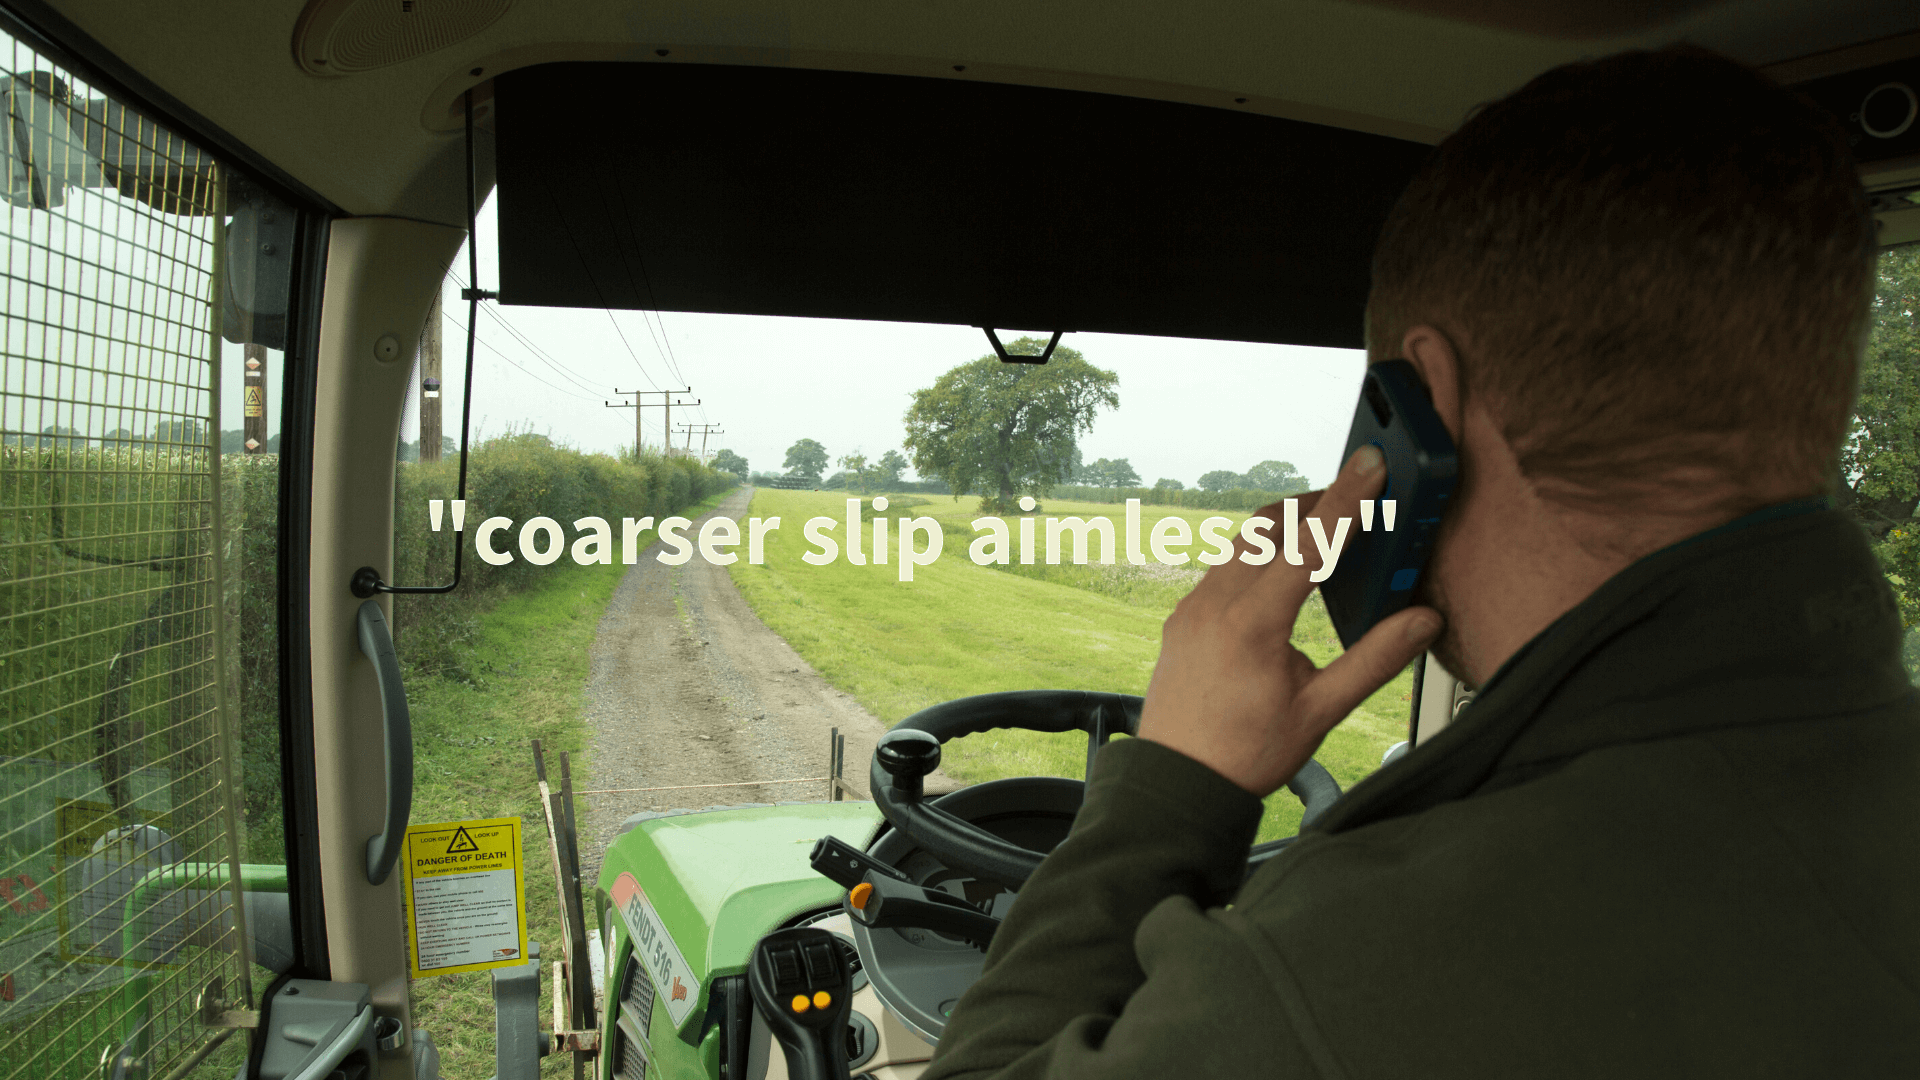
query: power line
[
  {"left": 452, "top": 313, "right": 600, "bottom": 397},
  {"left": 439, "top": 276, "right": 598, "bottom": 395},
  {"left": 445, "top": 271, "right": 614, "bottom": 393},
  {"left": 602, "top": 310, "right": 663, "bottom": 392},
  {"left": 586, "top": 146, "right": 692, "bottom": 389},
  {"left": 533, "top": 174, "right": 668, "bottom": 392},
  {"left": 441, "top": 310, "right": 600, "bottom": 402},
  {"left": 641, "top": 307, "right": 688, "bottom": 386},
  {"left": 615, "top": 306, "right": 680, "bottom": 386},
  {"left": 479, "top": 305, "right": 608, "bottom": 393}
]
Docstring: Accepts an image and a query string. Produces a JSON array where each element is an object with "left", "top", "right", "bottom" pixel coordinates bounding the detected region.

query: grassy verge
[
  {"left": 401, "top": 491, "right": 728, "bottom": 1079},
  {"left": 727, "top": 489, "right": 1414, "bottom": 843}
]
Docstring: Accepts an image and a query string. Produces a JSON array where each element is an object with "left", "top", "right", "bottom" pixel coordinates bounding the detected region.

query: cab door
[{"left": 0, "top": 8, "right": 336, "bottom": 1077}]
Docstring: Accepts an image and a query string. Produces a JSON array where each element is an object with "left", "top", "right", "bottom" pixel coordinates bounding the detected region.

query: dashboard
[{"left": 753, "top": 776, "right": 1085, "bottom": 1077}]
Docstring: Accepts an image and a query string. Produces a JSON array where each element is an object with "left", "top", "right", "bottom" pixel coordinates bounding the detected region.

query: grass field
[
  {"left": 727, "top": 489, "right": 1415, "bottom": 842},
  {"left": 400, "top": 490, "right": 728, "bottom": 1079}
]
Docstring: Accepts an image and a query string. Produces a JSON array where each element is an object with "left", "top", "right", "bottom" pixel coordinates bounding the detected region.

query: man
[{"left": 923, "top": 47, "right": 1919, "bottom": 1078}]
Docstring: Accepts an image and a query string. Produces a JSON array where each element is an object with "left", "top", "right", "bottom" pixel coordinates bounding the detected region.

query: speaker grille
[{"left": 296, "top": 0, "right": 511, "bottom": 76}]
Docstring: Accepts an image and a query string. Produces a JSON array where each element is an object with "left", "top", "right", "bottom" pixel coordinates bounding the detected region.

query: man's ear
[{"left": 1398, "top": 325, "right": 1466, "bottom": 446}]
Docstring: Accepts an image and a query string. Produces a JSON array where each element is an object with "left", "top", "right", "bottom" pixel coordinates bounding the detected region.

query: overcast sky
[{"left": 408, "top": 195, "right": 1370, "bottom": 489}]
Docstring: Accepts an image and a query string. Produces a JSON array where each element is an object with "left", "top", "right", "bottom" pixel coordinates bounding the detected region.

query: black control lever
[
  {"left": 808, "top": 835, "right": 912, "bottom": 890},
  {"left": 843, "top": 872, "right": 1000, "bottom": 951},
  {"left": 746, "top": 928, "right": 855, "bottom": 1080}
]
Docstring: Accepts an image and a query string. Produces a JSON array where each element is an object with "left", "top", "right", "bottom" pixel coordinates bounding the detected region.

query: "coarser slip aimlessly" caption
[{"left": 423, "top": 496, "right": 1400, "bottom": 583}]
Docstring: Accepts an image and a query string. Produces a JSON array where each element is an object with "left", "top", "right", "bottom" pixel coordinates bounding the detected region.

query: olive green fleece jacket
[{"left": 923, "top": 505, "right": 1920, "bottom": 1079}]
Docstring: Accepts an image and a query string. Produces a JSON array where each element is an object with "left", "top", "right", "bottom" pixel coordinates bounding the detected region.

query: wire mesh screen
[{"left": 1, "top": 25, "right": 266, "bottom": 1080}]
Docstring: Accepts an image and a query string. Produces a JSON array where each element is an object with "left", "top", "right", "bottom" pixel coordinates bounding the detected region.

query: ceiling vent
[{"left": 293, "top": 0, "right": 511, "bottom": 77}]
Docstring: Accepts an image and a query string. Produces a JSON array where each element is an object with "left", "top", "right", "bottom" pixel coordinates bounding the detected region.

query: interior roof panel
[{"left": 25, "top": 0, "right": 1920, "bottom": 223}]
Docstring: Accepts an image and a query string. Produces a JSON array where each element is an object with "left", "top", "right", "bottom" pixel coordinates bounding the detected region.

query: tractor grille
[
  {"left": 620, "top": 945, "right": 656, "bottom": 1032},
  {"left": 613, "top": 1027, "right": 649, "bottom": 1080}
]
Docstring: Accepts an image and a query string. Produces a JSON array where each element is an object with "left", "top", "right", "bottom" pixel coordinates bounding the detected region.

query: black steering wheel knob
[{"left": 875, "top": 729, "right": 941, "bottom": 800}]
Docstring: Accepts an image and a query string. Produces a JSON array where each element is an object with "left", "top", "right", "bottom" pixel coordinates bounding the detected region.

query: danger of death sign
[{"left": 401, "top": 816, "right": 529, "bottom": 979}]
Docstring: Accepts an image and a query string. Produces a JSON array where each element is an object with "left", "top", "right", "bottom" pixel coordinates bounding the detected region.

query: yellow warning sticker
[{"left": 400, "top": 816, "right": 528, "bottom": 978}]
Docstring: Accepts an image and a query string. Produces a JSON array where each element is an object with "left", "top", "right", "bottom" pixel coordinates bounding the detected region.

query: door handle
[
  {"left": 256, "top": 979, "right": 377, "bottom": 1080},
  {"left": 289, "top": 1004, "right": 373, "bottom": 1080},
  {"left": 357, "top": 599, "right": 413, "bottom": 885}
]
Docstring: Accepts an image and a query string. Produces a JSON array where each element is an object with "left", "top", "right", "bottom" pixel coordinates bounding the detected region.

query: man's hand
[{"left": 1138, "top": 445, "right": 1444, "bottom": 798}]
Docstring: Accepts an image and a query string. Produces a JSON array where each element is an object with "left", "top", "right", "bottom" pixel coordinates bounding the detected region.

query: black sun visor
[{"left": 495, "top": 62, "right": 1431, "bottom": 348}]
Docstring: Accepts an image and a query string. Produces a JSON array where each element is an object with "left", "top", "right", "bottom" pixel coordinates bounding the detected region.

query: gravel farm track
[{"left": 578, "top": 486, "right": 962, "bottom": 884}]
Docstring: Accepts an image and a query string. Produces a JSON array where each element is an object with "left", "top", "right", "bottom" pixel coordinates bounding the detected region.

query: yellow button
[
  {"left": 790, "top": 994, "right": 810, "bottom": 1013},
  {"left": 849, "top": 883, "right": 873, "bottom": 910},
  {"left": 813, "top": 991, "right": 832, "bottom": 1009}
]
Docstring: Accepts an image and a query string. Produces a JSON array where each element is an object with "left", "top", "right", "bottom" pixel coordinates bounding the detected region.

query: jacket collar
[{"left": 1315, "top": 504, "right": 1914, "bottom": 835}]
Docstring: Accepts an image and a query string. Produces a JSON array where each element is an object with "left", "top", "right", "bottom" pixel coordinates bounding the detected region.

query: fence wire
[{"left": 1, "top": 23, "right": 260, "bottom": 1080}]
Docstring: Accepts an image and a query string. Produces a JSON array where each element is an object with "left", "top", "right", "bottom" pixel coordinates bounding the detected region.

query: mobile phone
[{"left": 1319, "top": 359, "right": 1459, "bottom": 648}]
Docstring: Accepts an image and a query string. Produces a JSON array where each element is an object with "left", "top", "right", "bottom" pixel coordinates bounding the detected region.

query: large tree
[
  {"left": 150, "top": 419, "right": 205, "bottom": 448},
  {"left": 838, "top": 451, "right": 876, "bottom": 494},
  {"left": 1843, "top": 246, "right": 1920, "bottom": 633},
  {"left": 1082, "top": 457, "right": 1141, "bottom": 488},
  {"left": 903, "top": 338, "right": 1119, "bottom": 511},
  {"left": 711, "top": 448, "right": 748, "bottom": 477},
  {"left": 1245, "top": 459, "right": 1309, "bottom": 494},
  {"left": 1197, "top": 469, "right": 1247, "bottom": 492},
  {"left": 1054, "top": 441, "right": 1085, "bottom": 485},
  {"left": 1841, "top": 246, "right": 1920, "bottom": 538},
  {"left": 783, "top": 438, "right": 829, "bottom": 482}
]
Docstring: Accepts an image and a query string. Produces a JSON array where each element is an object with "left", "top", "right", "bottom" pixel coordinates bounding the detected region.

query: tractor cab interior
[{"left": 2, "top": 2, "right": 1917, "bottom": 1079}]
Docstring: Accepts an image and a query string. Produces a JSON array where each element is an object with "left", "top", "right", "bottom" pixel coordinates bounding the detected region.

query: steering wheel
[{"left": 869, "top": 690, "right": 1343, "bottom": 890}]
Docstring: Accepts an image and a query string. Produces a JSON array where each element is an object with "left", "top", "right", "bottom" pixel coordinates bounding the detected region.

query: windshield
[
  {"left": 386, "top": 193, "right": 1400, "bottom": 1071},
  {"left": 382, "top": 186, "right": 1920, "bottom": 1073}
]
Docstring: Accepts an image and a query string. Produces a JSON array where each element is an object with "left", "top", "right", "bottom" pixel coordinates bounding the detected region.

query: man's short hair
[{"left": 1367, "top": 46, "right": 1876, "bottom": 514}]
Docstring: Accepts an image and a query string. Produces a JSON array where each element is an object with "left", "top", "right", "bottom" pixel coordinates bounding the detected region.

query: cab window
[{"left": 1, "top": 19, "right": 316, "bottom": 1079}]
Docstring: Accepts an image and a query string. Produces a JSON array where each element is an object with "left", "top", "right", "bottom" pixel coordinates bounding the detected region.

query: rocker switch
[
  {"left": 771, "top": 945, "right": 804, "bottom": 992},
  {"left": 802, "top": 941, "right": 836, "bottom": 984}
]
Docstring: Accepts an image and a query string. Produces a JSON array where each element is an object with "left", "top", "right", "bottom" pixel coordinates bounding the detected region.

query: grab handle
[{"left": 357, "top": 600, "right": 413, "bottom": 885}]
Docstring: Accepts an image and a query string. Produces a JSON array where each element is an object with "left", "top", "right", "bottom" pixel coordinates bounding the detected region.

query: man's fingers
[
  {"left": 1299, "top": 605, "right": 1443, "bottom": 729},
  {"left": 1183, "top": 488, "right": 1327, "bottom": 600},
  {"left": 1248, "top": 446, "right": 1387, "bottom": 611}
]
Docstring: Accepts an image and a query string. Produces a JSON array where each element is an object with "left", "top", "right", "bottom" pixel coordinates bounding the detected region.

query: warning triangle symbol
[{"left": 446, "top": 826, "right": 480, "bottom": 854}]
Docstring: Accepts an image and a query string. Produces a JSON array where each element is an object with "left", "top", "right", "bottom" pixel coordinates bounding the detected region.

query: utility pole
[
  {"left": 242, "top": 343, "right": 268, "bottom": 452},
  {"left": 605, "top": 387, "right": 696, "bottom": 457},
  {"left": 676, "top": 423, "right": 724, "bottom": 462},
  {"left": 419, "top": 291, "right": 442, "bottom": 462}
]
